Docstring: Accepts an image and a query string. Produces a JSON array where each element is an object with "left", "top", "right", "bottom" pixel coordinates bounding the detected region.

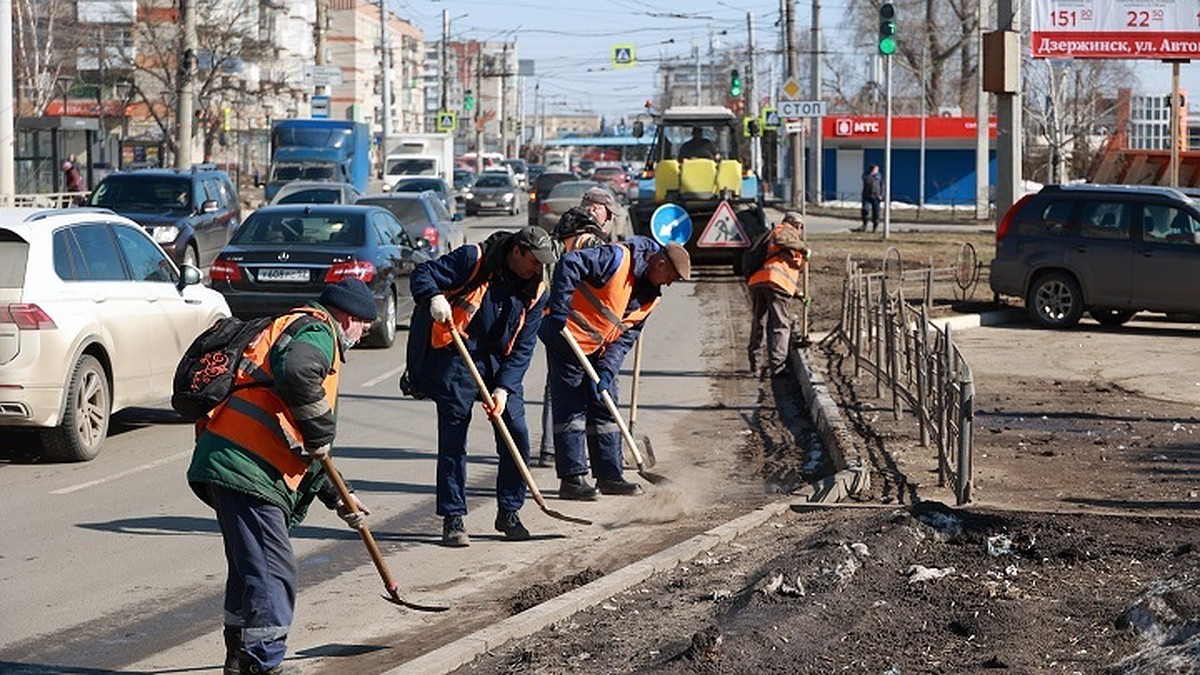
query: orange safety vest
[
  {"left": 566, "top": 244, "right": 660, "bottom": 354},
  {"left": 748, "top": 225, "right": 803, "bottom": 296},
  {"left": 205, "top": 308, "right": 340, "bottom": 491},
  {"left": 431, "top": 244, "right": 545, "bottom": 355}
]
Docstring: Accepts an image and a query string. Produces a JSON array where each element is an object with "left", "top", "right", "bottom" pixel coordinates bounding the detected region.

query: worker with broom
[
  {"left": 408, "top": 226, "right": 559, "bottom": 547},
  {"left": 538, "top": 237, "right": 690, "bottom": 500}
]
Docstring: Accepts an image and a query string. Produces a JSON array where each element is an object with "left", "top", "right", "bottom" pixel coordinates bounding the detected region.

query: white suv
[{"left": 0, "top": 208, "right": 230, "bottom": 461}]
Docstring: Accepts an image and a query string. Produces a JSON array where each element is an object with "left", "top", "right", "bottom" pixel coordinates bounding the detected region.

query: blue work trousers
[
  {"left": 547, "top": 350, "right": 624, "bottom": 481},
  {"left": 209, "top": 484, "right": 296, "bottom": 673},
  {"left": 430, "top": 346, "right": 530, "bottom": 516}
]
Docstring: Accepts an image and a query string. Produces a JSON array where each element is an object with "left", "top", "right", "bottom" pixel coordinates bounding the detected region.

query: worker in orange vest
[{"left": 746, "top": 211, "right": 809, "bottom": 378}]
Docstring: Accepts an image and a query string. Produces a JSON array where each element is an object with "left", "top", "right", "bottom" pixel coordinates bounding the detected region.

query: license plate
[
  {"left": 480, "top": 201, "right": 495, "bottom": 207},
  {"left": 257, "top": 268, "right": 308, "bottom": 282}
]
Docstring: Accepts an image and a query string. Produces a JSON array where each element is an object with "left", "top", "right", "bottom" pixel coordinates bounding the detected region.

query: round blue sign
[{"left": 650, "top": 203, "right": 692, "bottom": 245}]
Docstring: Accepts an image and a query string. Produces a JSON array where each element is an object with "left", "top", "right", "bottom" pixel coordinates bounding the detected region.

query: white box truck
[{"left": 383, "top": 133, "right": 454, "bottom": 189}]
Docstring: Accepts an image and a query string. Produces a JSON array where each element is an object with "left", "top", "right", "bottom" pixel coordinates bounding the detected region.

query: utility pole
[
  {"left": 810, "top": 0, "right": 823, "bottom": 204},
  {"left": 0, "top": 0, "right": 14, "bottom": 202},
  {"left": 499, "top": 43, "right": 508, "bottom": 158},
  {"left": 975, "top": 2, "right": 990, "bottom": 219},
  {"left": 694, "top": 43, "right": 701, "bottom": 105},
  {"left": 440, "top": 10, "right": 449, "bottom": 112},
  {"left": 314, "top": 0, "right": 328, "bottom": 97},
  {"left": 995, "top": 0, "right": 1022, "bottom": 223},
  {"left": 474, "top": 48, "right": 484, "bottom": 173},
  {"left": 747, "top": 13, "right": 760, "bottom": 178},
  {"left": 380, "top": 0, "right": 391, "bottom": 142},
  {"left": 177, "top": 0, "right": 197, "bottom": 168},
  {"left": 785, "top": 0, "right": 802, "bottom": 209}
]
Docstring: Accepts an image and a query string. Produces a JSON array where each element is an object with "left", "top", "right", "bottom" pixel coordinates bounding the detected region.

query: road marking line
[
  {"left": 362, "top": 364, "right": 405, "bottom": 389},
  {"left": 50, "top": 450, "right": 192, "bottom": 495}
]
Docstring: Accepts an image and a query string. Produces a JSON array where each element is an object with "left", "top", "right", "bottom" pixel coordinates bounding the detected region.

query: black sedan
[
  {"left": 387, "top": 176, "right": 457, "bottom": 217},
  {"left": 356, "top": 192, "right": 466, "bottom": 258},
  {"left": 208, "top": 204, "right": 432, "bottom": 348}
]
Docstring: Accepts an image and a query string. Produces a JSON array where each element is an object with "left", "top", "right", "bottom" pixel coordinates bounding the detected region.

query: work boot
[
  {"left": 237, "top": 653, "right": 300, "bottom": 675},
  {"left": 494, "top": 509, "right": 531, "bottom": 541},
  {"left": 223, "top": 626, "right": 242, "bottom": 675},
  {"left": 596, "top": 476, "right": 644, "bottom": 496},
  {"left": 559, "top": 474, "right": 599, "bottom": 501},
  {"left": 442, "top": 515, "right": 470, "bottom": 547},
  {"left": 536, "top": 452, "right": 555, "bottom": 468}
]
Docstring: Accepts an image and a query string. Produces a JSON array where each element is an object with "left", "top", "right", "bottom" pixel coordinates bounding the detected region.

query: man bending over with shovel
[
  {"left": 409, "top": 226, "right": 558, "bottom": 546},
  {"left": 538, "top": 237, "right": 690, "bottom": 500},
  {"left": 187, "top": 279, "right": 376, "bottom": 675}
]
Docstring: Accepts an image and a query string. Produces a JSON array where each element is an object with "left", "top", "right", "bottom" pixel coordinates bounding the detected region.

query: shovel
[
  {"left": 447, "top": 324, "right": 592, "bottom": 526},
  {"left": 318, "top": 456, "right": 449, "bottom": 612},
  {"left": 799, "top": 224, "right": 812, "bottom": 346},
  {"left": 626, "top": 335, "right": 657, "bottom": 468},
  {"left": 560, "top": 327, "right": 669, "bottom": 485}
]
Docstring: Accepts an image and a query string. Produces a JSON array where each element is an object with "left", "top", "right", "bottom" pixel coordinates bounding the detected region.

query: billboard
[{"left": 1031, "top": 0, "right": 1200, "bottom": 58}]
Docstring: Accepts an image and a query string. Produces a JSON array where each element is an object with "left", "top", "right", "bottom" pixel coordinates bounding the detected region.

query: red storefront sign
[{"left": 824, "top": 116, "right": 998, "bottom": 140}]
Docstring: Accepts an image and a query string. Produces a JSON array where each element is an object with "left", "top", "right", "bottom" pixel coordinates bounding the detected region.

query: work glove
[
  {"left": 429, "top": 294, "right": 452, "bottom": 323},
  {"left": 590, "top": 369, "right": 614, "bottom": 402},
  {"left": 335, "top": 493, "right": 371, "bottom": 530},
  {"left": 304, "top": 444, "right": 331, "bottom": 461},
  {"left": 484, "top": 387, "right": 508, "bottom": 419}
]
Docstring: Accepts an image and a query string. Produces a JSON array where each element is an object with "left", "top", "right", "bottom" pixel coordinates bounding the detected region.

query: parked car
[
  {"left": 501, "top": 158, "right": 529, "bottom": 190},
  {"left": 527, "top": 171, "right": 577, "bottom": 226},
  {"left": 87, "top": 164, "right": 240, "bottom": 269},
  {"left": 209, "top": 205, "right": 432, "bottom": 349},
  {"left": 0, "top": 208, "right": 230, "bottom": 461},
  {"left": 453, "top": 169, "right": 476, "bottom": 209},
  {"left": 465, "top": 172, "right": 521, "bottom": 216},
  {"left": 990, "top": 183, "right": 1200, "bottom": 328},
  {"left": 537, "top": 181, "right": 630, "bottom": 239},
  {"left": 356, "top": 192, "right": 466, "bottom": 257},
  {"left": 269, "top": 181, "right": 361, "bottom": 205},
  {"left": 526, "top": 163, "right": 547, "bottom": 182},
  {"left": 591, "top": 165, "right": 632, "bottom": 201},
  {"left": 386, "top": 176, "right": 457, "bottom": 217}
]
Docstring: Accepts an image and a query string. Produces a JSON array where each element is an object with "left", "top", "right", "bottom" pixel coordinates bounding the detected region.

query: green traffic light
[
  {"left": 879, "top": 36, "right": 896, "bottom": 55},
  {"left": 730, "top": 69, "right": 742, "bottom": 98}
]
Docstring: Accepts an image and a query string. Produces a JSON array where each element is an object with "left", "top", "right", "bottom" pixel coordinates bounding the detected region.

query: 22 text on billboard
[{"left": 1031, "top": 0, "right": 1200, "bottom": 58}]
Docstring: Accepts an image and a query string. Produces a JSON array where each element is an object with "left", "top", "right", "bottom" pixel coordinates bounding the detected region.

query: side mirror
[
  {"left": 632, "top": 121, "right": 644, "bottom": 138},
  {"left": 453, "top": 212, "right": 464, "bottom": 222},
  {"left": 201, "top": 199, "right": 219, "bottom": 213},
  {"left": 177, "top": 263, "right": 203, "bottom": 290}
]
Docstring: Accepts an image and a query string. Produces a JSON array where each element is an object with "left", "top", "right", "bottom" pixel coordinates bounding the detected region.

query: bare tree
[{"left": 12, "top": 0, "right": 81, "bottom": 116}]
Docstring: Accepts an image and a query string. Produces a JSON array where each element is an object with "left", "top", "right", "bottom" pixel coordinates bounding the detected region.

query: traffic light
[
  {"left": 463, "top": 90, "right": 474, "bottom": 112},
  {"left": 730, "top": 69, "right": 742, "bottom": 98},
  {"left": 878, "top": 3, "right": 897, "bottom": 55}
]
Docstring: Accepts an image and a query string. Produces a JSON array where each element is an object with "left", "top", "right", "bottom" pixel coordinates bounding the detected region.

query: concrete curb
[{"left": 386, "top": 501, "right": 794, "bottom": 675}]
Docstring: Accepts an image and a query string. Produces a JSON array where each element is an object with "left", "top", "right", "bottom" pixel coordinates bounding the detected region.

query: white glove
[
  {"left": 485, "top": 387, "right": 508, "bottom": 419},
  {"left": 335, "top": 493, "right": 370, "bottom": 529},
  {"left": 305, "top": 444, "right": 330, "bottom": 461},
  {"left": 430, "top": 294, "right": 452, "bottom": 323}
]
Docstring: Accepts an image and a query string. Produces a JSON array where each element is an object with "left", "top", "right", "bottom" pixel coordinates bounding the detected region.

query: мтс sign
[{"left": 1031, "top": 0, "right": 1200, "bottom": 59}]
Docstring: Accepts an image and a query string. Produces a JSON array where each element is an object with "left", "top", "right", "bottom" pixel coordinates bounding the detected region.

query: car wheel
[
  {"left": 41, "top": 354, "right": 109, "bottom": 462},
  {"left": 365, "top": 288, "right": 397, "bottom": 348},
  {"left": 182, "top": 242, "right": 199, "bottom": 269},
  {"left": 1090, "top": 309, "right": 1136, "bottom": 326},
  {"left": 1027, "top": 272, "right": 1084, "bottom": 329}
]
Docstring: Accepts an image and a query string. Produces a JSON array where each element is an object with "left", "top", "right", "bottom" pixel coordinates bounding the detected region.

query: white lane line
[
  {"left": 50, "top": 450, "right": 192, "bottom": 495},
  {"left": 361, "top": 364, "right": 405, "bottom": 389}
]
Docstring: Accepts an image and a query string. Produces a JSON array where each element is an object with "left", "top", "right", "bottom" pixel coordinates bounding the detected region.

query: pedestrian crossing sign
[
  {"left": 697, "top": 201, "right": 749, "bottom": 248},
  {"left": 436, "top": 111, "right": 457, "bottom": 133},
  {"left": 612, "top": 45, "right": 636, "bottom": 68},
  {"left": 761, "top": 107, "right": 780, "bottom": 130}
]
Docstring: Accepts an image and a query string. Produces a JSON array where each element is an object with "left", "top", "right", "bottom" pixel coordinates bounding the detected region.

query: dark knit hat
[{"left": 319, "top": 278, "right": 377, "bottom": 321}]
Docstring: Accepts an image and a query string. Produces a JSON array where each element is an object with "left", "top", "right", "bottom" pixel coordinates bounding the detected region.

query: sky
[{"left": 395, "top": 0, "right": 1200, "bottom": 121}]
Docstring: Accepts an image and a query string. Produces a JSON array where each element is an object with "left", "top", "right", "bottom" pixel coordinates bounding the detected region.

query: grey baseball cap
[{"left": 515, "top": 226, "right": 559, "bottom": 264}]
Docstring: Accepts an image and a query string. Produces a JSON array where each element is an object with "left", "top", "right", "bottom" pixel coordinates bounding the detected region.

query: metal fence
[
  {"left": 826, "top": 249, "right": 976, "bottom": 504},
  {"left": 0, "top": 192, "right": 87, "bottom": 208}
]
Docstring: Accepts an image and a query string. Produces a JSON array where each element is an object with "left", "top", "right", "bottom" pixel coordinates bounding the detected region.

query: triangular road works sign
[{"left": 697, "top": 201, "right": 749, "bottom": 248}]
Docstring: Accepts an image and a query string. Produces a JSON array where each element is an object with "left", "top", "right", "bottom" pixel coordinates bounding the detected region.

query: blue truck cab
[{"left": 266, "top": 119, "right": 370, "bottom": 202}]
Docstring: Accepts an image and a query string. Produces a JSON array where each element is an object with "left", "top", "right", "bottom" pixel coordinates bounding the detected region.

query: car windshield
[
  {"left": 394, "top": 179, "right": 442, "bottom": 194},
  {"left": 276, "top": 188, "right": 342, "bottom": 204},
  {"left": 271, "top": 162, "right": 338, "bottom": 182},
  {"left": 231, "top": 212, "right": 365, "bottom": 246},
  {"left": 386, "top": 158, "right": 436, "bottom": 176},
  {"left": 90, "top": 176, "right": 192, "bottom": 211},
  {"left": 475, "top": 175, "right": 511, "bottom": 188},
  {"left": 357, "top": 198, "right": 428, "bottom": 224}
]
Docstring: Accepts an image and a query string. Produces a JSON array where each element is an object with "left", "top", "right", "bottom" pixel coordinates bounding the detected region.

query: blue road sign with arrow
[{"left": 650, "top": 203, "right": 692, "bottom": 245}]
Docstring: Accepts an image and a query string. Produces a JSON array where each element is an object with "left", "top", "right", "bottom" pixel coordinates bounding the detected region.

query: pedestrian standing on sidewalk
[
  {"left": 187, "top": 278, "right": 377, "bottom": 675},
  {"left": 539, "top": 237, "right": 690, "bottom": 500},
  {"left": 746, "top": 212, "right": 809, "bottom": 378},
  {"left": 861, "top": 164, "right": 883, "bottom": 232},
  {"left": 408, "top": 227, "right": 559, "bottom": 547}
]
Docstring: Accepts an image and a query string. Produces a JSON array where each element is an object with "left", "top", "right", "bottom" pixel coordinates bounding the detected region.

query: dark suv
[
  {"left": 990, "top": 184, "right": 1200, "bottom": 328},
  {"left": 88, "top": 165, "right": 241, "bottom": 269}
]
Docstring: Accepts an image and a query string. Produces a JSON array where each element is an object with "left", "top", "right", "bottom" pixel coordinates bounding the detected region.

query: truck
[
  {"left": 265, "top": 119, "right": 370, "bottom": 202},
  {"left": 382, "top": 133, "right": 454, "bottom": 190},
  {"left": 544, "top": 148, "right": 573, "bottom": 174},
  {"left": 629, "top": 105, "right": 766, "bottom": 272}
]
